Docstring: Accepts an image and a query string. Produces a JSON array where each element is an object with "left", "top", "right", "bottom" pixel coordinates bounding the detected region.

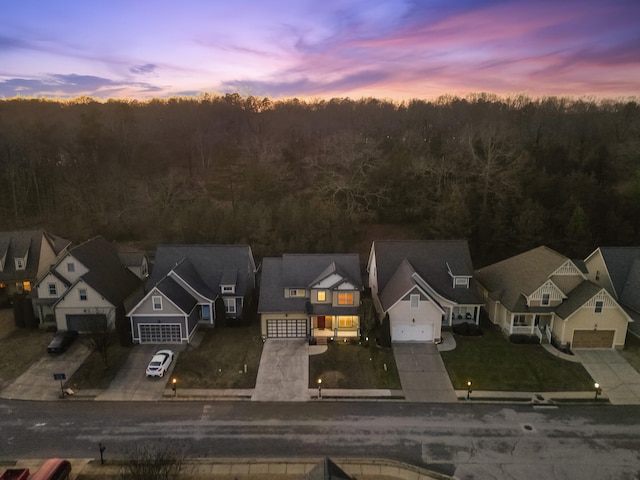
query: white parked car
[{"left": 145, "top": 350, "right": 174, "bottom": 377}]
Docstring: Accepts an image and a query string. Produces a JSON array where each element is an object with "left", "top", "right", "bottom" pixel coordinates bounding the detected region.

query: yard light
[
  {"left": 317, "top": 378, "right": 322, "bottom": 399},
  {"left": 594, "top": 382, "right": 601, "bottom": 400},
  {"left": 467, "top": 381, "right": 473, "bottom": 400},
  {"left": 172, "top": 378, "right": 177, "bottom": 397}
]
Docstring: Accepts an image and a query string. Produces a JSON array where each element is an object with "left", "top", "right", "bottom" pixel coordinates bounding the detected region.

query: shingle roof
[
  {"left": 66, "top": 236, "right": 141, "bottom": 306},
  {"left": 475, "top": 246, "right": 568, "bottom": 311},
  {"left": 372, "top": 240, "right": 482, "bottom": 306},
  {"left": 156, "top": 276, "right": 198, "bottom": 314},
  {"left": 258, "top": 254, "right": 362, "bottom": 314},
  {"left": 620, "top": 258, "right": 640, "bottom": 313},
  {"left": 148, "top": 245, "right": 254, "bottom": 298},
  {"left": 379, "top": 258, "right": 419, "bottom": 311},
  {"left": 599, "top": 247, "right": 640, "bottom": 300},
  {"left": 554, "top": 281, "right": 602, "bottom": 320},
  {"left": 0, "top": 230, "right": 71, "bottom": 283}
]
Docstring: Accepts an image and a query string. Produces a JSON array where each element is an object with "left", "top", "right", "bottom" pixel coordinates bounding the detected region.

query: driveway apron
[
  {"left": 392, "top": 342, "right": 457, "bottom": 403},
  {"left": 252, "top": 339, "right": 309, "bottom": 402},
  {"left": 574, "top": 349, "right": 640, "bottom": 405},
  {"left": 95, "top": 344, "right": 176, "bottom": 401}
]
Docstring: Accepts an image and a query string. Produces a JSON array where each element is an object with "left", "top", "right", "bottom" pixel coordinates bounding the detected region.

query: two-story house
[
  {"left": 367, "top": 240, "right": 483, "bottom": 343},
  {"left": 33, "top": 235, "right": 142, "bottom": 332},
  {"left": 475, "top": 246, "right": 631, "bottom": 349},
  {"left": 258, "top": 254, "right": 363, "bottom": 341},
  {"left": 0, "top": 230, "right": 70, "bottom": 303},
  {"left": 127, "top": 245, "right": 256, "bottom": 344},
  {"left": 584, "top": 247, "right": 639, "bottom": 337}
]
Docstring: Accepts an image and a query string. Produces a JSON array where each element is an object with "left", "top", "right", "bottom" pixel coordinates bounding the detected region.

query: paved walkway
[
  {"left": 574, "top": 349, "right": 640, "bottom": 405},
  {"left": 252, "top": 339, "right": 310, "bottom": 402},
  {"left": 392, "top": 342, "right": 457, "bottom": 403}
]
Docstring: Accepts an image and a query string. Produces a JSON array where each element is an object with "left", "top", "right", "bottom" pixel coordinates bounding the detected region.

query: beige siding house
[
  {"left": 475, "top": 246, "right": 630, "bottom": 349},
  {"left": 258, "top": 254, "right": 362, "bottom": 340}
]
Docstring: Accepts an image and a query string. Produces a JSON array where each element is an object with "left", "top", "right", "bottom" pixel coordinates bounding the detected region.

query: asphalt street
[{"left": 1, "top": 400, "right": 639, "bottom": 480}]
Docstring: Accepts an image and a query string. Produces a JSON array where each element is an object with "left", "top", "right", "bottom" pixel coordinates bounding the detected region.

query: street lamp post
[
  {"left": 594, "top": 382, "right": 601, "bottom": 400},
  {"left": 317, "top": 378, "right": 322, "bottom": 399},
  {"left": 467, "top": 381, "right": 472, "bottom": 400},
  {"left": 172, "top": 378, "right": 177, "bottom": 398}
]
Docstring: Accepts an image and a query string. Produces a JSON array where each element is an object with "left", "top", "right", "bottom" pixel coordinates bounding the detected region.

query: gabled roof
[
  {"left": 371, "top": 240, "right": 482, "bottom": 305},
  {"left": 620, "top": 258, "right": 640, "bottom": 313},
  {"left": 258, "top": 254, "right": 362, "bottom": 314},
  {"left": 475, "top": 246, "right": 571, "bottom": 311},
  {"left": 281, "top": 254, "right": 361, "bottom": 289},
  {"left": 597, "top": 247, "right": 640, "bottom": 301},
  {"left": 117, "top": 248, "right": 147, "bottom": 268},
  {"left": 0, "top": 230, "right": 71, "bottom": 282},
  {"left": 148, "top": 245, "right": 255, "bottom": 297},
  {"left": 554, "top": 281, "right": 604, "bottom": 320},
  {"left": 64, "top": 236, "right": 141, "bottom": 306},
  {"left": 155, "top": 276, "right": 198, "bottom": 314},
  {"left": 379, "top": 258, "right": 419, "bottom": 311}
]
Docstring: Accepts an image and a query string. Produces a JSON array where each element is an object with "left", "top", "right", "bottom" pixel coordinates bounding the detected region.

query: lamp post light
[
  {"left": 594, "top": 382, "right": 602, "bottom": 400},
  {"left": 317, "top": 378, "right": 322, "bottom": 399},
  {"left": 172, "top": 378, "right": 177, "bottom": 397},
  {"left": 467, "top": 381, "right": 473, "bottom": 400}
]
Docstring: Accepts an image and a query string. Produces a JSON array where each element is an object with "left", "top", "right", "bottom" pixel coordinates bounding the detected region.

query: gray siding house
[{"left": 127, "top": 245, "right": 256, "bottom": 344}]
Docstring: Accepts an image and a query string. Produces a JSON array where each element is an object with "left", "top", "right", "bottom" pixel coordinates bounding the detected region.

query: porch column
[
  {"left": 474, "top": 306, "right": 479, "bottom": 325},
  {"left": 509, "top": 314, "right": 514, "bottom": 334}
]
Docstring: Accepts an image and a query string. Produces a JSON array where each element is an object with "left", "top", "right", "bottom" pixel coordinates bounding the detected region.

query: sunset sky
[{"left": 1, "top": 0, "right": 639, "bottom": 101}]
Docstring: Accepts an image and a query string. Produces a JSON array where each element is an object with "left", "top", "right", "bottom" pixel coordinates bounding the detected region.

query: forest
[{"left": 1, "top": 93, "right": 639, "bottom": 266}]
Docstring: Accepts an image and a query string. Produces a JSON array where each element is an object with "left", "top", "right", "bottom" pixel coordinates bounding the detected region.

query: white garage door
[
  {"left": 266, "top": 319, "right": 308, "bottom": 338},
  {"left": 139, "top": 323, "right": 182, "bottom": 343},
  {"left": 392, "top": 323, "right": 434, "bottom": 342}
]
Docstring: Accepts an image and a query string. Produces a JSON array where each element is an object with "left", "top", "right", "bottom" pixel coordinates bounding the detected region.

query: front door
[{"left": 317, "top": 316, "right": 325, "bottom": 329}]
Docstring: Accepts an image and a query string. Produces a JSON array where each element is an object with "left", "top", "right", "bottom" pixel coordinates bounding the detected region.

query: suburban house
[
  {"left": 584, "top": 247, "right": 639, "bottom": 336},
  {"left": 367, "top": 240, "right": 483, "bottom": 343},
  {"left": 33, "top": 235, "right": 142, "bottom": 332},
  {"left": 127, "top": 245, "right": 256, "bottom": 344},
  {"left": 475, "top": 245, "right": 631, "bottom": 349},
  {"left": 258, "top": 254, "right": 363, "bottom": 340},
  {"left": 0, "top": 230, "right": 70, "bottom": 300}
]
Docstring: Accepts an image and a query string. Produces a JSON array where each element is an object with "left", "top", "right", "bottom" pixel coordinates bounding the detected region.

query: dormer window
[
  {"left": 221, "top": 285, "right": 235, "bottom": 294},
  {"left": 289, "top": 289, "right": 305, "bottom": 297},
  {"left": 454, "top": 277, "right": 469, "bottom": 288},
  {"left": 15, "top": 258, "right": 25, "bottom": 270}
]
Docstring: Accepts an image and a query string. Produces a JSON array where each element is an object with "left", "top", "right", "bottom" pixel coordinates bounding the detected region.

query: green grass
[
  {"left": 308, "top": 340, "right": 401, "bottom": 389},
  {"left": 441, "top": 321, "right": 595, "bottom": 391},
  {"left": 620, "top": 332, "right": 640, "bottom": 374},
  {"left": 65, "top": 337, "right": 134, "bottom": 389},
  {"left": 0, "top": 328, "right": 50, "bottom": 386},
  {"left": 171, "top": 322, "right": 264, "bottom": 389}
]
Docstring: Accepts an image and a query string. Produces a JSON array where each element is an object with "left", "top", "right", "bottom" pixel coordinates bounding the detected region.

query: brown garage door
[{"left": 572, "top": 330, "right": 614, "bottom": 348}]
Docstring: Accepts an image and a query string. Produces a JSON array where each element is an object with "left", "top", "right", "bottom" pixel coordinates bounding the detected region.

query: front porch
[
  {"left": 509, "top": 313, "right": 553, "bottom": 343},
  {"left": 447, "top": 305, "right": 481, "bottom": 326},
  {"left": 310, "top": 315, "right": 360, "bottom": 340}
]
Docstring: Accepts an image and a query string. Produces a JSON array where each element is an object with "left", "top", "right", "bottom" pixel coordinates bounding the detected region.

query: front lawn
[
  {"left": 0, "top": 328, "right": 49, "bottom": 386},
  {"left": 441, "top": 321, "right": 595, "bottom": 391},
  {"left": 65, "top": 337, "right": 133, "bottom": 389},
  {"left": 620, "top": 332, "right": 640, "bottom": 374},
  {"left": 171, "top": 321, "right": 264, "bottom": 389},
  {"left": 308, "top": 341, "right": 401, "bottom": 389}
]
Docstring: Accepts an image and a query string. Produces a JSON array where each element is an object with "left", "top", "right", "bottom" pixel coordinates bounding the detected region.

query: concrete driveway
[
  {"left": 0, "top": 341, "right": 91, "bottom": 401},
  {"left": 392, "top": 342, "right": 457, "bottom": 403},
  {"left": 252, "top": 339, "right": 309, "bottom": 402},
  {"left": 95, "top": 344, "right": 177, "bottom": 401},
  {"left": 574, "top": 349, "right": 640, "bottom": 405}
]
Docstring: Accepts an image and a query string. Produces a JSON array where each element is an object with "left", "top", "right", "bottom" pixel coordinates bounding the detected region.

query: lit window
[
  {"left": 224, "top": 297, "right": 236, "bottom": 314},
  {"left": 595, "top": 301, "right": 603, "bottom": 313},
  {"left": 541, "top": 293, "right": 550, "bottom": 306},
  {"left": 67, "top": 263, "right": 75, "bottom": 273},
  {"left": 79, "top": 288, "right": 87, "bottom": 301},
  {"left": 317, "top": 291, "right": 326, "bottom": 302},
  {"left": 152, "top": 295, "right": 162, "bottom": 310},
  {"left": 289, "top": 289, "right": 305, "bottom": 297},
  {"left": 410, "top": 294, "right": 420, "bottom": 308},
  {"left": 48, "top": 283, "right": 57, "bottom": 296},
  {"left": 338, "top": 292, "right": 354, "bottom": 305},
  {"left": 338, "top": 316, "right": 356, "bottom": 328}
]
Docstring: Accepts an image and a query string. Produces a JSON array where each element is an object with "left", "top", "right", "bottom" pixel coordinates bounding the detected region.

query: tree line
[{"left": 1, "top": 93, "right": 638, "bottom": 265}]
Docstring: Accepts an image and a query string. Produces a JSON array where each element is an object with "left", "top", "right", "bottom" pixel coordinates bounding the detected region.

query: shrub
[
  {"left": 509, "top": 334, "right": 540, "bottom": 344},
  {"left": 453, "top": 322, "right": 483, "bottom": 336}
]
